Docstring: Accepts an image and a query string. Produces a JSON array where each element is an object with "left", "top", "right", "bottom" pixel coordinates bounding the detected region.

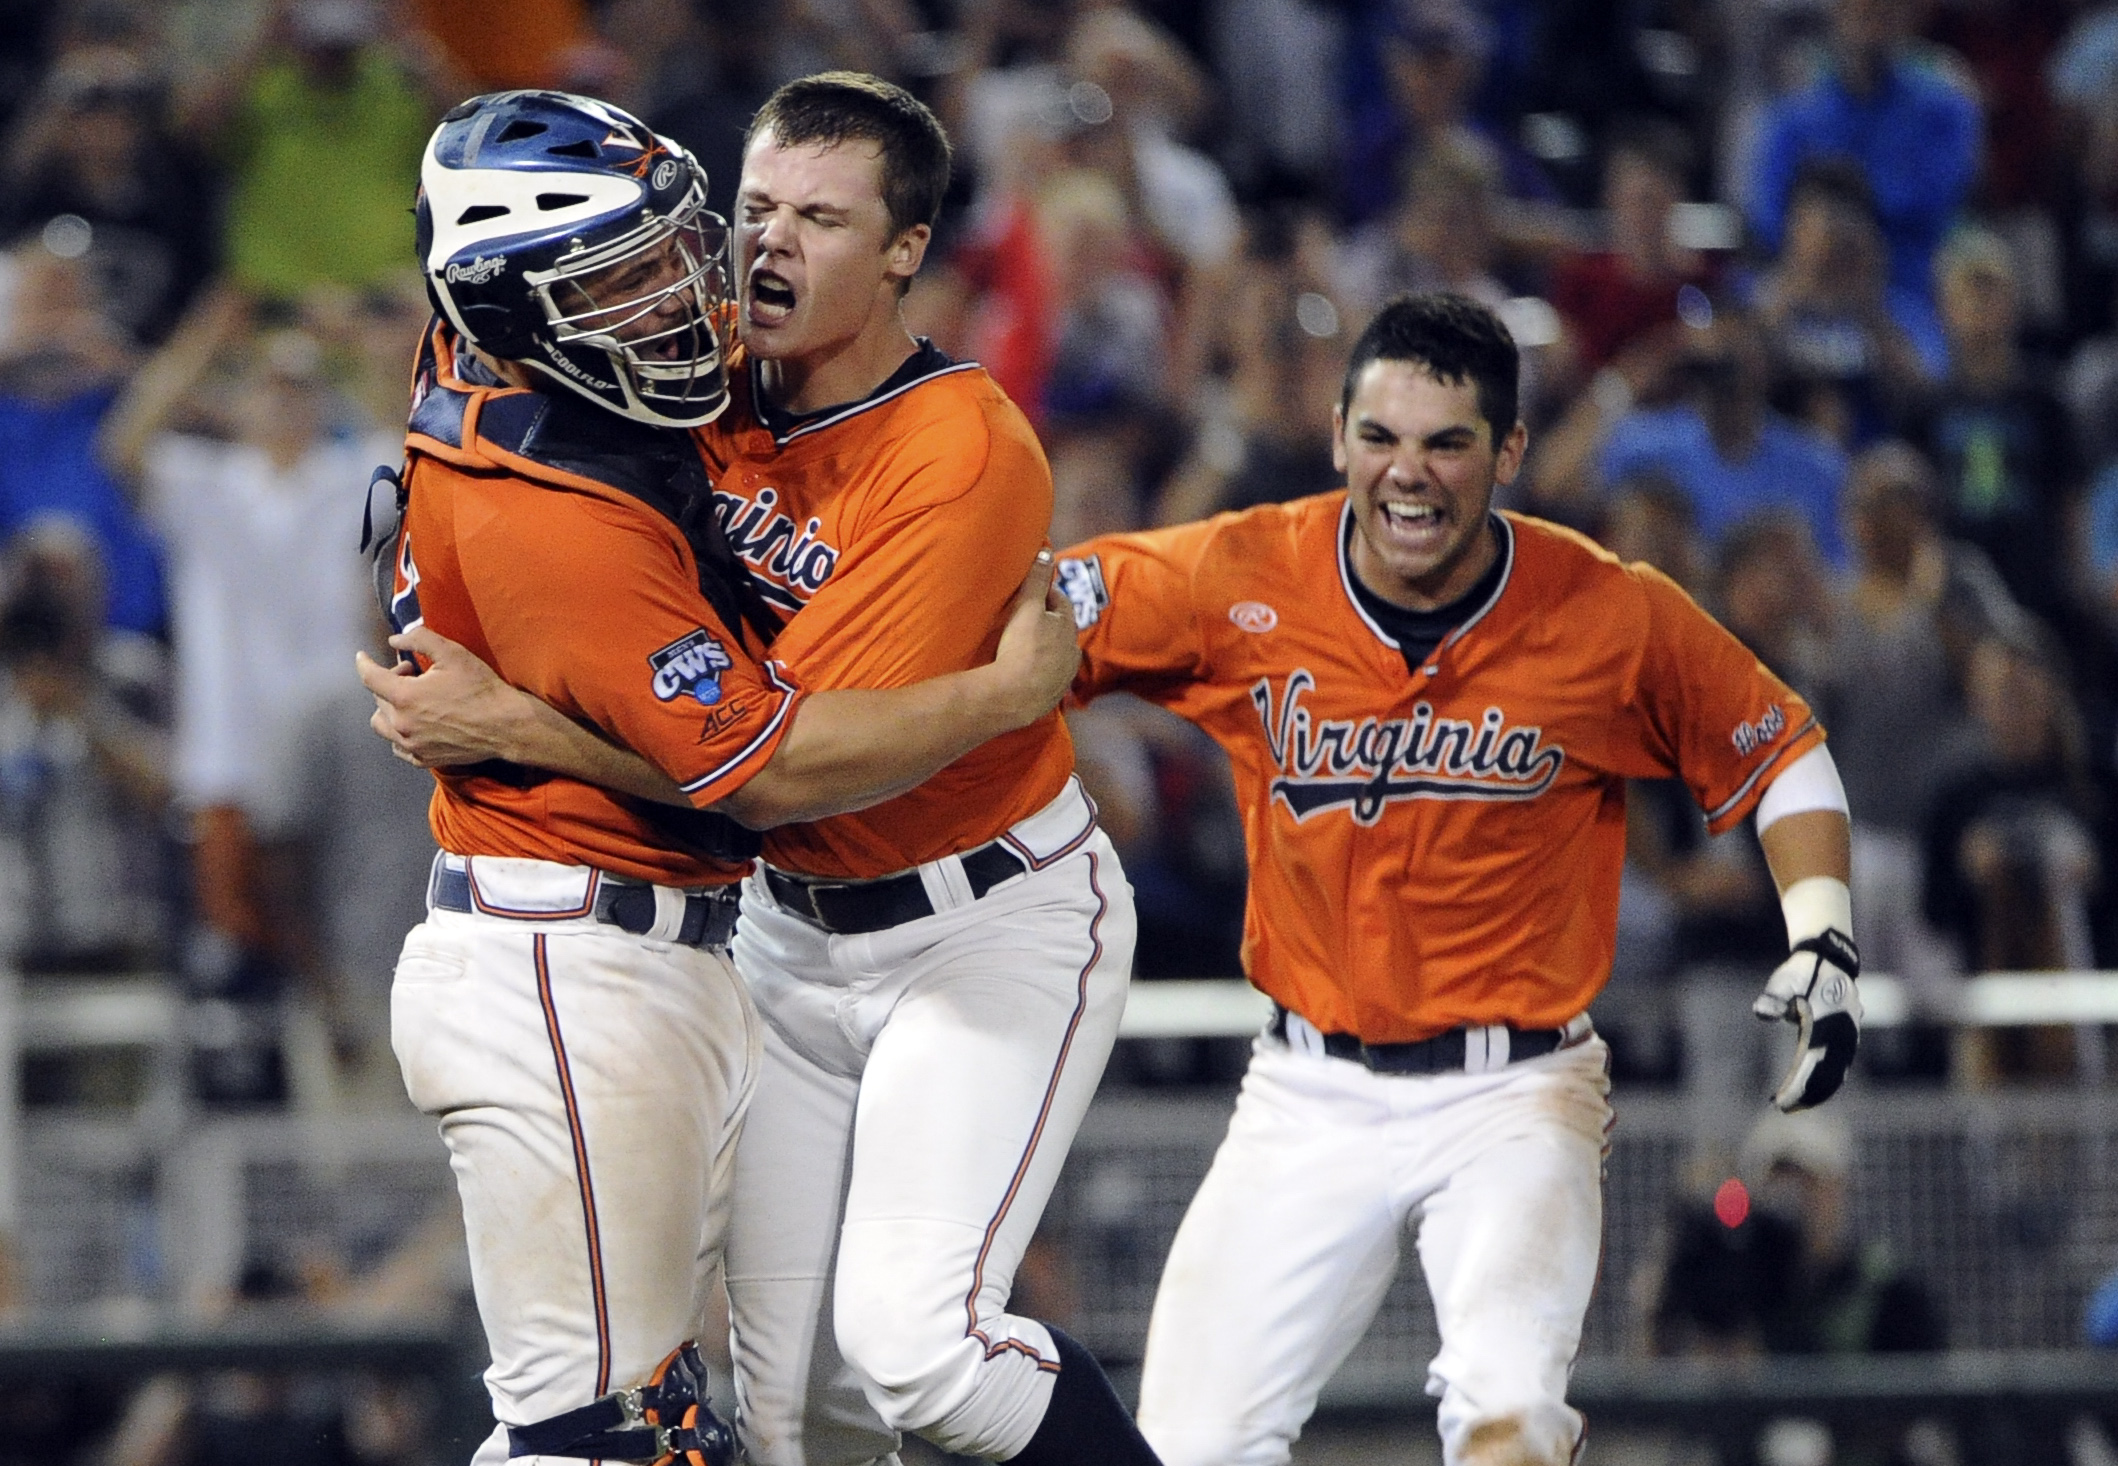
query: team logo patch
[
  {"left": 445, "top": 254, "right": 506, "bottom": 285},
  {"left": 1731, "top": 703, "right": 1786, "bottom": 756},
  {"left": 1229, "top": 601, "right": 1278, "bottom": 634},
  {"left": 1056, "top": 555, "right": 1109, "bottom": 629},
  {"left": 649, "top": 629, "right": 733, "bottom": 705}
]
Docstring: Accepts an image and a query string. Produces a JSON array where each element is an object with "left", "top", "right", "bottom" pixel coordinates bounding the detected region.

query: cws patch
[
  {"left": 650, "top": 629, "right": 733, "bottom": 706},
  {"left": 1056, "top": 555, "right": 1109, "bottom": 629}
]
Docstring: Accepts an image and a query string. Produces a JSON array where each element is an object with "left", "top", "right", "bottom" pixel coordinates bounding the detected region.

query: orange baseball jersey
[
  {"left": 1063, "top": 496, "right": 1825, "bottom": 1042},
  {"left": 392, "top": 323, "right": 805, "bottom": 886},
  {"left": 691, "top": 343, "right": 1074, "bottom": 879}
]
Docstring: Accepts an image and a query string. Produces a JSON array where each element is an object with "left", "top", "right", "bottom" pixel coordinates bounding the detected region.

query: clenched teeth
[{"left": 1381, "top": 502, "right": 1441, "bottom": 524}]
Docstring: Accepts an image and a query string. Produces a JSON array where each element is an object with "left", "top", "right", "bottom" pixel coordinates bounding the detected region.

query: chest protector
[{"left": 368, "top": 322, "right": 780, "bottom": 866}]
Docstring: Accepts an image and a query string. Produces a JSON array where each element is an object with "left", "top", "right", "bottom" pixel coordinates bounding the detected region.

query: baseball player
[
  {"left": 367, "top": 74, "right": 1159, "bottom": 1466},
  {"left": 371, "top": 91, "right": 1085, "bottom": 1466},
  {"left": 1056, "top": 293, "right": 1861, "bottom": 1466}
]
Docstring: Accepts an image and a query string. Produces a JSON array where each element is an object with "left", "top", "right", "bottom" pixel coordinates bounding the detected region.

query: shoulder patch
[
  {"left": 650, "top": 629, "right": 733, "bottom": 705},
  {"left": 1056, "top": 555, "right": 1109, "bottom": 629}
]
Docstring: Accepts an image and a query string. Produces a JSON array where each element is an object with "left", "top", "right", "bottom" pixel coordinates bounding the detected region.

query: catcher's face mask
[{"left": 418, "top": 89, "right": 734, "bottom": 428}]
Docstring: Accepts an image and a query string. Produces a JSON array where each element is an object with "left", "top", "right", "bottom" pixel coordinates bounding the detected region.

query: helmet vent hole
[
  {"left": 536, "top": 193, "right": 589, "bottom": 211},
  {"left": 546, "top": 139, "right": 599, "bottom": 159},
  {"left": 495, "top": 120, "right": 549, "bottom": 143},
  {"left": 456, "top": 204, "right": 510, "bottom": 225}
]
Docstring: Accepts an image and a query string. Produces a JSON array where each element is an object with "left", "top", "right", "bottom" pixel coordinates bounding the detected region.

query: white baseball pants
[
  {"left": 725, "top": 780, "right": 1136, "bottom": 1466},
  {"left": 1138, "top": 1028, "right": 1612, "bottom": 1466},
  {"left": 391, "top": 860, "right": 759, "bottom": 1466}
]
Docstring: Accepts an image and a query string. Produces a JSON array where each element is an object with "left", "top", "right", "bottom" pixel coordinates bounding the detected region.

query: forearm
[
  {"left": 717, "top": 665, "right": 1028, "bottom": 828},
  {"left": 473, "top": 661, "right": 1033, "bottom": 826},
  {"left": 1758, "top": 807, "right": 1851, "bottom": 889},
  {"left": 501, "top": 699, "right": 692, "bottom": 805}
]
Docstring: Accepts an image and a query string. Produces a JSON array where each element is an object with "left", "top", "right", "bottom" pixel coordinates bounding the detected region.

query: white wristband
[{"left": 1780, "top": 875, "right": 1852, "bottom": 947}]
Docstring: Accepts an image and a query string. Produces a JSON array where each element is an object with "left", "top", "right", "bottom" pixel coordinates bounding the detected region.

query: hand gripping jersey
[
  {"left": 692, "top": 343, "right": 1074, "bottom": 879},
  {"left": 391, "top": 321, "right": 805, "bottom": 886},
  {"left": 1064, "top": 496, "right": 1826, "bottom": 1042}
]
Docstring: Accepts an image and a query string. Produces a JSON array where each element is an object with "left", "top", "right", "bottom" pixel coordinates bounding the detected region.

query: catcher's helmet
[{"left": 417, "top": 90, "right": 732, "bottom": 427}]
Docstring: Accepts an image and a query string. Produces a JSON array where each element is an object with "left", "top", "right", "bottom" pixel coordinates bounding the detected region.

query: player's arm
[
  {"left": 1751, "top": 752, "right": 1859, "bottom": 1113},
  {"left": 1056, "top": 517, "right": 1224, "bottom": 711},
  {"left": 359, "top": 553, "right": 1080, "bottom": 827},
  {"left": 1629, "top": 564, "right": 1859, "bottom": 1112}
]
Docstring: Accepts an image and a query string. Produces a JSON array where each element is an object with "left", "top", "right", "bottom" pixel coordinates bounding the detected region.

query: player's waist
[
  {"left": 1272, "top": 1004, "right": 1594, "bottom": 1076},
  {"left": 428, "top": 780, "right": 756, "bottom": 886},
  {"left": 426, "top": 852, "right": 740, "bottom": 950},
  {"left": 755, "top": 775, "right": 1096, "bottom": 936},
  {"left": 757, "top": 720, "right": 1072, "bottom": 878}
]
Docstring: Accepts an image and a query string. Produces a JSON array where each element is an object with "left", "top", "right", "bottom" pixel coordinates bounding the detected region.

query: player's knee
[{"left": 830, "top": 1276, "right": 953, "bottom": 1425}]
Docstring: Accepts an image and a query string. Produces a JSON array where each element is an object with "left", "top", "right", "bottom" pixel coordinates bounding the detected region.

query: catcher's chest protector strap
[
  {"left": 393, "top": 330, "right": 776, "bottom": 860},
  {"left": 406, "top": 332, "right": 783, "bottom": 655}
]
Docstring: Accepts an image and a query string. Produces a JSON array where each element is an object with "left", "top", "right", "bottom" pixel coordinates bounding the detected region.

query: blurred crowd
[
  {"left": 0, "top": 0, "right": 2114, "bottom": 1453},
  {"left": 0, "top": 0, "right": 2113, "bottom": 1300},
  {"left": 2, "top": 0, "right": 2117, "bottom": 1115}
]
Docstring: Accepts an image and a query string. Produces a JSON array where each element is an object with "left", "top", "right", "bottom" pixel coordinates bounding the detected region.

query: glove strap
[{"left": 1792, "top": 927, "right": 1860, "bottom": 981}]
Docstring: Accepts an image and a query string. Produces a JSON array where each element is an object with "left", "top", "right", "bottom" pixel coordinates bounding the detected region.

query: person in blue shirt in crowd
[
  {"left": 0, "top": 243, "right": 165, "bottom": 637},
  {"left": 1599, "top": 298, "right": 1852, "bottom": 567},
  {"left": 1746, "top": 0, "right": 1982, "bottom": 308}
]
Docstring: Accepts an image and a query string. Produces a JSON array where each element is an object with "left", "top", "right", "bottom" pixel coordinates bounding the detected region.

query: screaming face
[
  {"left": 1335, "top": 359, "right": 1526, "bottom": 611},
  {"left": 734, "top": 128, "right": 928, "bottom": 409}
]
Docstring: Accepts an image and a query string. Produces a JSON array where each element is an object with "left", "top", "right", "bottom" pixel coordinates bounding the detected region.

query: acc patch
[
  {"left": 1055, "top": 555, "right": 1109, "bottom": 630},
  {"left": 650, "top": 629, "right": 733, "bottom": 706}
]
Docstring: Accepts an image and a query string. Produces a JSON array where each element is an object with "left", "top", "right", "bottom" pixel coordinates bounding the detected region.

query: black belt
[
  {"left": 765, "top": 841, "right": 1027, "bottom": 935},
  {"left": 430, "top": 862, "right": 739, "bottom": 950},
  {"left": 1271, "top": 1005, "right": 1573, "bottom": 1075}
]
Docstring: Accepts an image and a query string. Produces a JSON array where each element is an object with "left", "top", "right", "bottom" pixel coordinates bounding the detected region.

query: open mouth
[
  {"left": 1378, "top": 500, "right": 1446, "bottom": 539},
  {"left": 749, "top": 270, "right": 797, "bottom": 325}
]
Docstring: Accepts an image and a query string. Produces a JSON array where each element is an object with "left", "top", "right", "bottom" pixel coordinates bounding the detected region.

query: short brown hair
[{"left": 747, "top": 72, "right": 953, "bottom": 238}]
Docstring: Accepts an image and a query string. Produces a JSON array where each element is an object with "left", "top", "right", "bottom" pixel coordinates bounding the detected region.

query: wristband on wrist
[{"left": 1779, "top": 874, "right": 1852, "bottom": 948}]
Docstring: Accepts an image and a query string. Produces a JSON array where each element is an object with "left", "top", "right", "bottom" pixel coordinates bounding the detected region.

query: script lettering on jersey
[
  {"left": 708, "top": 485, "right": 840, "bottom": 613},
  {"left": 1252, "top": 670, "right": 1564, "bottom": 824},
  {"left": 1731, "top": 703, "right": 1786, "bottom": 757}
]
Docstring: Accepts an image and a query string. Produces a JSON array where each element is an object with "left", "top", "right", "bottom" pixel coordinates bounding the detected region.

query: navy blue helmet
[{"left": 416, "top": 90, "right": 733, "bottom": 427}]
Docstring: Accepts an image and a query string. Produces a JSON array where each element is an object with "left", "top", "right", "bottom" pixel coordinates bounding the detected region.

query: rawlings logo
[
  {"left": 445, "top": 254, "right": 507, "bottom": 285},
  {"left": 1056, "top": 555, "right": 1109, "bottom": 629},
  {"left": 649, "top": 629, "right": 732, "bottom": 705},
  {"left": 1731, "top": 703, "right": 1786, "bottom": 757},
  {"left": 652, "top": 160, "right": 680, "bottom": 190},
  {"left": 1229, "top": 601, "right": 1278, "bottom": 634},
  {"left": 1253, "top": 670, "right": 1564, "bottom": 824}
]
